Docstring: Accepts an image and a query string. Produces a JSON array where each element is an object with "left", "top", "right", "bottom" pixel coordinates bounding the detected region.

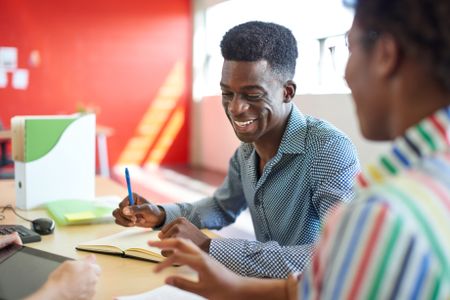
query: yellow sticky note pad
[{"left": 64, "top": 211, "right": 97, "bottom": 222}]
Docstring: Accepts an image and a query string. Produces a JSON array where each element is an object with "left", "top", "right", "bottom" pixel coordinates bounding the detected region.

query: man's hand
[
  {"left": 149, "top": 238, "right": 244, "bottom": 300},
  {"left": 0, "top": 232, "right": 22, "bottom": 249},
  {"left": 149, "top": 238, "right": 293, "bottom": 300},
  {"left": 27, "top": 255, "right": 101, "bottom": 300},
  {"left": 158, "top": 217, "right": 211, "bottom": 254},
  {"left": 112, "top": 193, "right": 165, "bottom": 228}
]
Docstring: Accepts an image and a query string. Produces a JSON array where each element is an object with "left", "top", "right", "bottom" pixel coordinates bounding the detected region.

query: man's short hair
[
  {"left": 220, "top": 21, "right": 298, "bottom": 81},
  {"left": 344, "top": 0, "right": 450, "bottom": 91}
]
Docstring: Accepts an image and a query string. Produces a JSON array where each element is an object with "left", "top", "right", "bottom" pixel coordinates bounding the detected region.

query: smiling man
[{"left": 113, "top": 21, "right": 359, "bottom": 278}]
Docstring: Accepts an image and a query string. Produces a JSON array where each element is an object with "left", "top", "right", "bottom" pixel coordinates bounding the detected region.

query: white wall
[
  {"left": 190, "top": 95, "right": 240, "bottom": 172},
  {"left": 190, "top": 94, "right": 390, "bottom": 173}
]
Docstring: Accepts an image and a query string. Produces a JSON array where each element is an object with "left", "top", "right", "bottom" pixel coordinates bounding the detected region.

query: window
[{"left": 197, "top": 0, "right": 353, "bottom": 96}]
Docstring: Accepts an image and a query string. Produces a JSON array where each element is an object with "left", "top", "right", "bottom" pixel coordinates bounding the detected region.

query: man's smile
[{"left": 233, "top": 119, "right": 256, "bottom": 127}]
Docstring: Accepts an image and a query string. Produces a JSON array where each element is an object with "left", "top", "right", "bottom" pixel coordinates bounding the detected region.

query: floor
[{"left": 111, "top": 165, "right": 256, "bottom": 240}]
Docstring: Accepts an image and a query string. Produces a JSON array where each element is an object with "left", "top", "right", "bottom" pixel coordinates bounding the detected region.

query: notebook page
[{"left": 115, "top": 285, "right": 206, "bottom": 300}]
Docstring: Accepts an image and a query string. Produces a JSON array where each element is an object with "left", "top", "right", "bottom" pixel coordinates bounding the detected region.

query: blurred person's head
[
  {"left": 219, "top": 21, "right": 298, "bottom": 146},
  {"left": 344, "top": 0, "right": 450, "bottom": 140}
]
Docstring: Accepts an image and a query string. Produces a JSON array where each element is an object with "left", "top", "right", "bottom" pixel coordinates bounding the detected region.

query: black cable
[{"left": 0, "top": 205, "right": 33, "bottom": 223}]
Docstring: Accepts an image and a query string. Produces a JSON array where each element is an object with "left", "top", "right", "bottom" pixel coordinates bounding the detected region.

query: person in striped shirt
[{"left": 148, "top": 0, "right": 450, "bottom": 298}]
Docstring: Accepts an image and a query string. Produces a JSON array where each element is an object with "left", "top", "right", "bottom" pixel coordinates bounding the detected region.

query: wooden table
[{"left": 0, "top": 177, "right": 197, "bottom": 299}]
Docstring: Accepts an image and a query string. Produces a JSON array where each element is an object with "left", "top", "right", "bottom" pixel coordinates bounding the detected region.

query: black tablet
[{"left": 0, "top": 243, "right": 72, "bottom": 300}]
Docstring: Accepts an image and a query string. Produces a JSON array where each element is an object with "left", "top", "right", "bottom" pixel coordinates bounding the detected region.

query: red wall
[{"left": 0, "top": 0, "right": 191, "bottom": 167}]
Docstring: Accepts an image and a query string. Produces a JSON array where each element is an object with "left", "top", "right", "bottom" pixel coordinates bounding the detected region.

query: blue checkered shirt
[{"left": 161, "top": 105, "right": 360, "bottom": 278}]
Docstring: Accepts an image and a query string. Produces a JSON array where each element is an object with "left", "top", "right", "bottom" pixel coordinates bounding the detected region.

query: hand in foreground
[
  {"left": 112, "top": 193, "right": 165, "bottom": 228},
  {"left": 149, "top": 238, "right": 245, "bottom": 300},
  {"left": 150, "top": 238, "right": 296, "bottom": 300},
  {"left": 27, "top": 255, "right": 101, "bottom": 300},
  {"left": 158, "top": 217, "right": 211, "bottom": 254},
  {"left": 0, "top": 232, "right": 22, "bottom": 249}
]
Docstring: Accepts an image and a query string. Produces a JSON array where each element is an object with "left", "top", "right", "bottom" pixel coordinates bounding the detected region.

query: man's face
[
  {"left": 345, "top": 21, "right": 391, "bottom": 140},
  {"left": 220, "top": 60, "right": 291, "bottom": 145}
]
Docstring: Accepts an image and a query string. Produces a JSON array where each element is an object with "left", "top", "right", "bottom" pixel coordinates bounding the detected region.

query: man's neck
[
  {"left": 253, "top": 119, "right": 289, "bottom": 171},
  {"left": 390, "top": 72, "right": 450, "bottom": 138}
]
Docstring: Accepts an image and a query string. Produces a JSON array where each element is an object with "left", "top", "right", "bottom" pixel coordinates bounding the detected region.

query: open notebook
[{"left": 76, "top": 227, "right": 164, "bottom": 262}]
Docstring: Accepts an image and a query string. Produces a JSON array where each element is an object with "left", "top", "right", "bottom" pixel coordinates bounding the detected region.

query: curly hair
[
  {"left": 344, "top": 0, "right": 450, "bottom": 92},
  {"left": 220, "top": 21, "right": 298, "bottom": 81}
]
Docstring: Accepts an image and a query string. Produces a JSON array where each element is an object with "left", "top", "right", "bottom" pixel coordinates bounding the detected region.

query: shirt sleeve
[
  {"left": 310, "top": 136, "right": 360, "bottom": 221},
  {"left": 159, "top": 149, "right": 248, "bottom": 229},
  {"left": 209, "top": 238, "right": 316, "bottom": 279},
  {"left": 297, "top": 197, "right": 444, "bottom": 299}
]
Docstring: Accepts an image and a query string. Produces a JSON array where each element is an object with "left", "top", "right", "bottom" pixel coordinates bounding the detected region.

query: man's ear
[
  {"left": 373, "top": 33, "right": 402, "bottom": 79},
  {"left": 283, "top": 80, "right": 297, "bottom": 103}
]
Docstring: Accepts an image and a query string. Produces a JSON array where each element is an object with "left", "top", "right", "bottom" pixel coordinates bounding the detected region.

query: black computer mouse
[{"left": 31, "top": 218, "right": 55, "bottom": 235}]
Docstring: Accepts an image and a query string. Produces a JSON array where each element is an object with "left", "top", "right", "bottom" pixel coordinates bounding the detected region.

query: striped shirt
[
  {"left": 298, "top": 106, "right": 450, "bottom": 299},
  {"left": 161, "top": 105, "right": 360, "bottom": 278}
]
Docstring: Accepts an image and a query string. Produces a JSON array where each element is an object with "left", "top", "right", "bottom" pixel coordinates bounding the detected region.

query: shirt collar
[
  {"left": 356, "top": 105, "right": 450, "bottom": 189},
  {"left": 240, "top": 105, "right": 307, "bottom": 156},
  {"left": 278, "top": 105, "right": 307, "bottom": 155}
]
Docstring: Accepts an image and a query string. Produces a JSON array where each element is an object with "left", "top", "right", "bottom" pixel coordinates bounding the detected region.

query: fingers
[
  {"left": 127, "top": 202, "right": 161, "bottom": 217},
  {"left": 157, "top": 219, "right": 210, "bottom": 252},
  {"left": 149, "top": 238, "right": 201, "bottom": 255},
  {"left": 161, "top": 249, "right": 174, "bottom": 257},
  {"left": 150, "top": 238, "right": 222, "bottom": 300},
  {"left": 166, "top": 276, "right": 202, "bottom": 296},
  {"left": 114, "top": 196, "right": 138, "bottom": 226},
  {"left": 159, "top": 224, "right": 178, "bottom": 239},
  {"left": 114, "top": 192, "right": 165, "bottom": 229},
  {"left": 80, "top": 256, "right": 102, "bottom": 276},
  {"left": 112, "top": 208, "right": 136, "bottom": 226},
  {"left": 154, "top": 251, "right": 201, "bottom": 273},
  {"left": 90, "top": 262, "right": 102, "bottom": 276},
  {"left": 11, "top": 232, "right": 22, "bottom": 246},
  {"left": 118, "top": 193, "right": 144, "bottom": 208},
  {"left": 153, "top": 252, "right": 179, "bottom": 272},
  {"left": 118, "top": 198, "right": 129, "bottom": 209},
  {"left": 116, "top": 193, "right": 149, "bottom": 223},
  {"left": 83, "top": 254, "right": 97, "bottom": 264},
  {"left": 128, "top": 203, "right": 163, "bottom": 228},
  {"left": 150, "top": 238, "right": 205, "bottom": 273},
  {"left": 114, "top": 200, "right": 159, "bottom": 227},
  {"left": 159, "top": 217, "right": 193, "bottom": 239},
  {"left": 0, "top": 232, "right": 22, "bottom": 248},
  {"left": 160, "top": 218, "right": 184, "bottom": 235}
]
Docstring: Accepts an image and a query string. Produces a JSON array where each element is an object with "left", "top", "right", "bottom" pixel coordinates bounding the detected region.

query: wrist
[
  {"left": 286, "top": 273, "right": 300, "bottom": 300},
  {"left": 156, "top": 205, "right": 167, "bottom": 227},
  {"left": 238, "top": 278, "right": 287, "bottom": 300},
  {"left": 200, "top": 238, "right": 212, "bottom": 253}
]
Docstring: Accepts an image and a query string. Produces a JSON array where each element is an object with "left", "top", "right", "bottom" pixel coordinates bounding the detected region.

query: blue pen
[{"left": 125, "top": 167, "right": 134, "bottom": 206}]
